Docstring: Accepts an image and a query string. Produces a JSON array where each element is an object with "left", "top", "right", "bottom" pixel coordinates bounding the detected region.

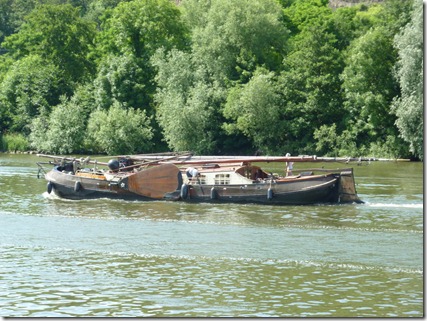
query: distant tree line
[{"left": 0, "top": 0, "right": 423, "bottom": 159}]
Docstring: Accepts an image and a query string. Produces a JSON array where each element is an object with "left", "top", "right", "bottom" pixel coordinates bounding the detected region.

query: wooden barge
[{"left": 37, "top": 153, "right": 363, "bottom": 205}]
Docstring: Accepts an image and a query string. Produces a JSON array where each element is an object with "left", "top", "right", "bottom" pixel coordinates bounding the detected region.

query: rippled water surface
[{"left": 0, "top": 154, "right": 423, "bottom": 317}]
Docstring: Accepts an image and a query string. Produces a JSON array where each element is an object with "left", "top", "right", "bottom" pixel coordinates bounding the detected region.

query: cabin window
[{"left": 215, "top": 173, "right": 230, "bottom": 185}]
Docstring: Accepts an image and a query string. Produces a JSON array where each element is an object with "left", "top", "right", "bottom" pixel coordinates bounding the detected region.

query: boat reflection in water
[{"left": 37, "top": 153, "right": 363, "bottom": 205}]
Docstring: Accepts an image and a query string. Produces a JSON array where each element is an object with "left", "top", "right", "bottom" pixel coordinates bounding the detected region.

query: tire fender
[
  {"left": 267, "top": 187, "right": 273, "bottom": 200},
  {"left": 47, "top": 181, "right": 53, "bottom": 194},
  {"left": 74, "top": 181, "right": 82, "bottom": 192},
  {"left": 180, "top": 183, "right": 189, "bottom": 199},
  {"left": 210, "top": 187, "right": 218, "bottom": 200}
]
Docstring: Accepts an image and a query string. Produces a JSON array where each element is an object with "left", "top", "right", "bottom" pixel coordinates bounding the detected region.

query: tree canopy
[
  {"left": 0, "top": 0, "right": 422, "bottom": 160},
  {"left": 391, "top": 0, "right": 423, "bottom": 159},
  {"left": 3, "top": 4, "right": 96, "bottom": 84}
]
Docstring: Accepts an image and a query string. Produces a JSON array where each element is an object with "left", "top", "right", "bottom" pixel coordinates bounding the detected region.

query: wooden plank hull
[
  {"left": 45, "top": 169, "right": 140, "bottom": 200},
  {"left": 45, "top": 164, "right": 182, "bottom": 201},
  {"left": 181, "top": 174, "right": 346, "bottom": 205},
  {"left": 43, "top": 164, "right": 362, "bottom": 205}
]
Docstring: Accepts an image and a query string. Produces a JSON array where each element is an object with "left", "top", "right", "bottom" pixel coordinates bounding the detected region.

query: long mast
[{"left": 37, "top": 153, "right": 410, "bottom": 167}]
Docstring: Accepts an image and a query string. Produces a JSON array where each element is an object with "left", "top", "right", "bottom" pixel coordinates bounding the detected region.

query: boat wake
[
  {"left": 365, "top": 202, "right": 423, "bottom": 209},
  {"left": 42, "top": 191, "right": 63, "bottom": 200}
]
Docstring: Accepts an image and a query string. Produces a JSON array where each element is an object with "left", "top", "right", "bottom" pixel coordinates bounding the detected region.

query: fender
[
  {"left": 210, "top": 187, "right": 218, "bottom": 200},
  {"left": 74, "top": 181, "right": 82, "bottom": 192},
  {"left": 47, "top": 181, "right": 53, "bottom": 194},
  {"left": 180, "top": 183, "right": 189, "bottom": 199},
  {"left": 267, "top": 187, "right": 273, "bottom": 200}
]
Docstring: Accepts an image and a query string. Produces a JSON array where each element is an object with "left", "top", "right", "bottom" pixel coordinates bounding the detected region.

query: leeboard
[{"left": 125, "top": 163, "right": 181, "bottom": 199}]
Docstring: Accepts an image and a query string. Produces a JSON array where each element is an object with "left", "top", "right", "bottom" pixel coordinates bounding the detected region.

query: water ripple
[
  {"left": 0, "top": 244, "right": 423, "bottom": 317},
  {"left": 0, "top": 155, "right": 423, "bottom": 317}
]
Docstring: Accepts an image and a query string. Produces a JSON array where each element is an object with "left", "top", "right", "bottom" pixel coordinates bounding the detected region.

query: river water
[{"left": 0, "top": 154, "right": 423, "bottom": 317}]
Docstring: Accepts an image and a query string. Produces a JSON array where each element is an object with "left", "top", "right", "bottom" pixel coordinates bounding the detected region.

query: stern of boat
[{"left": 338, "top": 169, "right": 363, "bottom": 203}]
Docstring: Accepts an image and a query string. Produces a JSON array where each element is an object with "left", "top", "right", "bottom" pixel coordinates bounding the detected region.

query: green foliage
[
  {"left": 93, "top": 53, "right": 147, "bottom": 110},
  {"left": 28, "top": 114, "right": 49, "bottom": 152},
  {"left": 86, "top": 101, "right": 154, "bottom": 155},
  {"left": 223, "top": 69, "right": 283, "bottom": 153},
  {"left": 187, "top": 0, "right": 288, "bottom": 83},
  {"left": 279, "top": 24, "right": 345, "bottom": 153},
  {"left": 353, "top": 3, "right": 383, "bottom": 29},
  {"left": 2, "top": 3, "right": 96, "bottom": 84},
  {"left": 337, "top": 131, "right": 362, "bottom": 157},
  {"left": 391, "top": 0, "right": 423, "bottom": 160},
  {"left": 284, "top": 0, "right": 331, "bottom": 35},
  {"left": 341, "top": 26, "right": 399, "bottom": 145},
  {"left": 368, "top": 135, "right": 409, "bottom": 159},
  {"left": 0, "top": 0, "right": 36, "bottom": 43},
  {"left": 329, "top": 6, "right": 363, "bottom": 50},
  {"left": 377, "top": 0, "right": 413, "bottom": 33},
  {"left": 29, "top": 96, "right": 88, "bottom": 154},
  {"left": 28, "top": 83, "right": 98, "bottom": 154},
  {"left": 153, "top": 48, "right": 226, "bottom": 154},
  {"left": 0, "top": 55, "right": 62, "bottom": 133},
  {"left": 0, "top": 0, "right": 420, "bottom": 159},
  {"left": 313, "top": 124, "right": 339, "bottom": 157},
  {"left": 1, "top": 132, "right": 29, "bottom": 152},
  {"left": 82, "top": 0, "right": 124, "bottom": 27},
  {"left": 313, "top": 124, "right": 409, "bottom": 159},
  {"left": 96, "top": 0, "right": 188, "bottom": 58},
  {"left": 92, "top": 0, "right": 189, "bottom": 117},
  {"left": 154, "top": 0, "right": 288, "bottom": 154}
]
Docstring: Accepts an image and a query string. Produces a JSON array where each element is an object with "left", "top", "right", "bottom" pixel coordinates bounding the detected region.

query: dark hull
[
  {"left": 45, "top": 168, "right": 181, "bottom": 201},
  {"left": 46, "top": 169, "right": 136, "bottom": 200},
  {"left": 182, "top": 175, "right": 345, "bottom": 205},
  {"left": 50, "top": 184, "right": 149, "bottom": 201},
  {"left": 44, "top": 168, "right": 362, "bottom": 205}
]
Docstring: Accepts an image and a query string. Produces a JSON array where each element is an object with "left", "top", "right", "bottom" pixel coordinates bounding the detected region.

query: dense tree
[
  {"left": 223, "top": 68, "right": 283, "bottom": 153},
  {"left": 329, "top": 5, "right": 365, "bottom": 50},
  {"left": 342, "top": 28, "right": 397, "bottom": 129},
  {"left": 377, "top": 0, "right": 413, "bottom": 33},
  {"left": 0, "top": 0, "right": 16, "bottom": 43},
  {"left": 29, "top": 83, "right": 97, "bottom": 153},
  {"left": 93, "top": 0, "right": 188, "bottom": 115},
  {"left": 0, "top": 0, "right": 421, "bottom": 158},
  {"left": 279, "top": 26, "right": 345, "bottom": 154},
  {"left": 96, "top": 0, "right": 188, "bottom": 59},
  {"left": 283, "top": 0, "right": 331, "bottom": 35},
  {"left": 29, "top": 96, "right": 87, "bottom": 154},
  {"left": 0, "top": 55, "right": 62, "bottom": 133},
  {"left": 93, "top": 53, "right": 147, "bottom": 110},
  {"left": 82, "top": 0, "right": 125, "bottom": 28},
  {"left": 86, "top": 0, "right": 190, "bottom": 155},
  {"left": 340, "top": 26, "right": 401, "bottom": 156},
  {"left": 2, "top": 4, "right": 96, "bottom": 85},
  {"left": 86, "top": 101, "right": 153, "bottom": 155},
  {"left": 152, "top": 48, "right": 227, "bottom": 153},
  {"left": 0, "top": 0, "right": 36, "bottom": 43},
  {"left": 391, "top": 0, "right": 423, "bottom": 159},
  {"left": 153, "top": 0, "right": 288, "bottom": 154},
  {"left": 187, "top": 0, "right": 288, "bottom": 84}
]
